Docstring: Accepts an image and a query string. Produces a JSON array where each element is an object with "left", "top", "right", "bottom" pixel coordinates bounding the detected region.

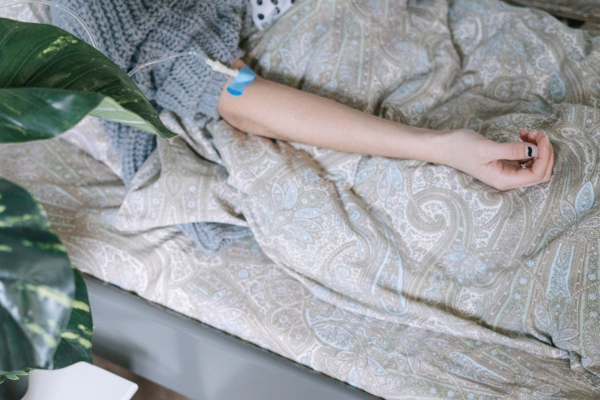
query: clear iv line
[
  {"left": 0, "top": 0, "right": 98, "bottom": 50},
  {"left": 127, "top": 52, "right": 239, "bottom": 78},
  {"left": 0, "top": 1, "right": 240, "bottom": 78},
  {"left": 126, "top": 52, "right": 199, "bottom": 77}
]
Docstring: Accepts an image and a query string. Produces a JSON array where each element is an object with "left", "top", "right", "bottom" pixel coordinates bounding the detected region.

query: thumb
[{"left": 494, "top": 141, "right": 538, "bottom": 161}]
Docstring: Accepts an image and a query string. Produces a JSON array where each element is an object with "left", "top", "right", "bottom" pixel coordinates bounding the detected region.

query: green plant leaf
[
  {"left": 0, "top": 88, "right": 174, "bottom": 143},
  {"left": 0, "top": 88, "right": 104, "bottom": 142},
  {"left": 0, "top": 178, "right": 74, "bottom": 373},
  {"left": 0, "top": 369, "right": 30, "bottom": 384},
  {"left": 0, "top": 17, "right": 176, "bottom": 139},
  {"left": 52, "top": 268, "right": 93, "bottom": 369},
  {"left": 0, "top": 270, "right": 93, "bottom": 382}
]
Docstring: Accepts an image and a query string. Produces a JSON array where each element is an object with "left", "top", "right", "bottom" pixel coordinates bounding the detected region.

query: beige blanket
[
  {"left": 3, "top": 0, "right": 600, "bottom": 398},
  {"left": 121, "top": 0, "right": 600, "bottom": 379}
]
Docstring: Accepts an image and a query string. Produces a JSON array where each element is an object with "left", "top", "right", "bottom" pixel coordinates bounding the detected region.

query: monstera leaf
[{"left": 0, "top": 17, "right": 176, "bottom": 140}]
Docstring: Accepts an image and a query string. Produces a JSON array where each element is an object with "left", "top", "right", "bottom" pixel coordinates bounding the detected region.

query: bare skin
[{"left": 217, "top": 60, "right": 554, "bottom": 191}]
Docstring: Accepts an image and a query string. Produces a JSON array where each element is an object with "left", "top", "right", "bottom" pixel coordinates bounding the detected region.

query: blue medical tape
[{"left": 226, "top": 65, "right": 256, "bottom": 96}]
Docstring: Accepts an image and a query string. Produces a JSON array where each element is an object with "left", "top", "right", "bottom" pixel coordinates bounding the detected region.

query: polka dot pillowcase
[{"left": 251, "top": 0, "right": 295, "bottom": 30}]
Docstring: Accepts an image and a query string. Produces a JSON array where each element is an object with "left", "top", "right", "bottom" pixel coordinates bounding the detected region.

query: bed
[{"left": 2, "top": 0, "right": 600, "bottom": 399}]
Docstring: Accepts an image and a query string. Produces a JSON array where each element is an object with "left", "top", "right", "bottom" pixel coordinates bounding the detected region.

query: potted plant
[{"left": 0, "top": 16, "right": 176, "bottom": 383}]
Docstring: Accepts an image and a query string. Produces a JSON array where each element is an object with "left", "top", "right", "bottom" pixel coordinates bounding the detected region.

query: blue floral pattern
[{"left": 4, "top": 0, "right": 600, "bottom": 398}]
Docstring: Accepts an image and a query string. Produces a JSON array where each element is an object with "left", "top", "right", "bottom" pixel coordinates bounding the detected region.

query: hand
[{"left": 440, "top": 128, "right": 554, "bottom": 191}]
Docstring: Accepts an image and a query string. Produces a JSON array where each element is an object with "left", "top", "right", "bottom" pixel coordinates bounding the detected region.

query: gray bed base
[
  {"left": 0, "top": 273, "right": 381, "bottom": 400},
  {"left": 84, "top": 274, "right": 381, "bottom": 400}
]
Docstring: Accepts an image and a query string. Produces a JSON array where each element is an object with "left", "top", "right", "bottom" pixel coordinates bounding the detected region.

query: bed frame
[
  {"left": 0, "top": 274, "right": 381, "bottom": 400},
  {"left": 82, "top": 274, "right": 381, "bottom": 400}
]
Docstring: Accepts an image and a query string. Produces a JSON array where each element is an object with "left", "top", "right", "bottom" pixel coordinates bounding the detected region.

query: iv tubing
[
  {"left": 0, "top": 0, "right": 98, "bottom": 50},
  {"left": 128, "top": 52, "right": 239, "bottom": 78},
  {"left": 1, "top": 1, "right": 239, "bottom": 80}
]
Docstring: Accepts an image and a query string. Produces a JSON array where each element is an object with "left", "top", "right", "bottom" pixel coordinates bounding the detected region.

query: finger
[
  {"left": 519, "top": 129, "right": 529, "bottom": 142},
  {"left": 519, "top": 129, "right": 536, "bottom": 144},
  {"left": 530, "top": 130, "right": 550, "bottom": 172},
  {"left": 509, "top": 159, "right": 534, "bottom": 169},
  {"left": 542, "top": 137, "right": 554, "bottom": 182},
  {"left": 519, "top": 129, "right": 538, "bottom": 163},
  {"left": 517, "top": 130, "right": 543, "bottom": 163},
  {"left": 493, "top": 140, "right": 539, "bottom": 161},
  {"left": 527, "top": 131, "right": 552, "bottom": 182},
  {"left": 529, "top": 129, "right": 541, "bottom": 143},
  {"left": 519, "top": 129, "right": 540, "bottom": 144},
  {"left": 520, "top": 138, "right": 553, "bottom": 189},
  {"left": 499, "top": 131, "right": 551, "bottom": 189}
]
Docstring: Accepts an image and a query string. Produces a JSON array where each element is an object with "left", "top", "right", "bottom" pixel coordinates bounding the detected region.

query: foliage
[
  {"left": 0, "top": 17, "right": 176, "bottom": 140},
  {"left": 52, "top": 269, "right": 94, "bottom": 370},
  {"left": 0, "top": 187, "right": 93, "bottom": 379},
  {"left": 0, "top": 17, "right": 176, "bottom": 381},
  {"left": 0, "top": 178, "right": 74, "bottom": 375}
]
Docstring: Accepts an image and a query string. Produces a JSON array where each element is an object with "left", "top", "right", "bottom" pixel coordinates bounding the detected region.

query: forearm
[
  {"left": 215, "top": 64, "right": 552, "bottom": 191},
  {"left": 217, "top": 71, "right": 450, "bottom": 164}
]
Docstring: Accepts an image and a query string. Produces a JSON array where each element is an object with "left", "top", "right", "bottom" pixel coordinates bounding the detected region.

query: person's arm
[{"left": 217, "top": 61, "right": 553, "bottom": 191}]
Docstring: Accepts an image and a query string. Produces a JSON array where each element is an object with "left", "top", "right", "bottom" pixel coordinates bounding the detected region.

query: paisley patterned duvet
[{"left": 3, "top": 0, "right": 600, "bottom": 398}]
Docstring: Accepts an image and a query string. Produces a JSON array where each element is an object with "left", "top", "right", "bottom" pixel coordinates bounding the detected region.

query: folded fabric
[{"left": 51, "top": 0, "right": 256, "bottom": 254}]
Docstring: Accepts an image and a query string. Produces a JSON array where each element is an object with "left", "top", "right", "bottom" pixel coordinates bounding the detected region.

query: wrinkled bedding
[
  {"left": 3, "top": 0, "right": 600, "bottom": 398},
  {"left": 3, "top": 127, "right": 599, "bottom": 400},
  {"left": 127, "top": 0, "right": 600, "bottom": 383}
]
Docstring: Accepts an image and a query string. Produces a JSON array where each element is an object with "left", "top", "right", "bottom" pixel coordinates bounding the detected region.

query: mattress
[{"left": 3, "top": 1, "right": 600, "bottom": 399}]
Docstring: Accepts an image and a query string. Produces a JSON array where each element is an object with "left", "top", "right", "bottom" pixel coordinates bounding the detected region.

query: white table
[{"left": 22, "top": 362, "right": 138, "bottom": 400}]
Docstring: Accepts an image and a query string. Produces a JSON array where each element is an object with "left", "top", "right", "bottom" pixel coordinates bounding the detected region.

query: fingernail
[
  {"left": 527, "top": 145, "right": 538, "bottom": 158},
  {"left": 532, "top": 130, "right": 538, "bottom": 137}
]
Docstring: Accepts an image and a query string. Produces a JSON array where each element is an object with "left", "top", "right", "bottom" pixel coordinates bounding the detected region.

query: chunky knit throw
[{"left": 52, "top": 0, "right": 253, "bottom": 254}]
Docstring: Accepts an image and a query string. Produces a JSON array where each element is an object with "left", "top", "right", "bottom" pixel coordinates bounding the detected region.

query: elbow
[
  {"left": 216, "top": 59, "right": 249, "bottom": 131},
  {"left": 216, "top": 73, "right": 270, "bottom": 138},
  {"left": 217, "top": 86, "right": 264, "bottom": 136},
  {"left": 217, "top": 99, "right": 247, "bottom": 133},
  {"left": 217, "top": 88, "right": 245, "bottom": 131}
]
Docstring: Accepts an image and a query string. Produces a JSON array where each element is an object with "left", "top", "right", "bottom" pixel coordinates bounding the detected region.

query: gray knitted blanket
[{"left": 52, "top": 0, "right": 253, "bottom": 254}]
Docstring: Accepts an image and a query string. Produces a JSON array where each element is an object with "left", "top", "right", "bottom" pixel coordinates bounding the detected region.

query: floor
[{"left": 94, "top": 356, "right": 192, "bottom": 400}]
